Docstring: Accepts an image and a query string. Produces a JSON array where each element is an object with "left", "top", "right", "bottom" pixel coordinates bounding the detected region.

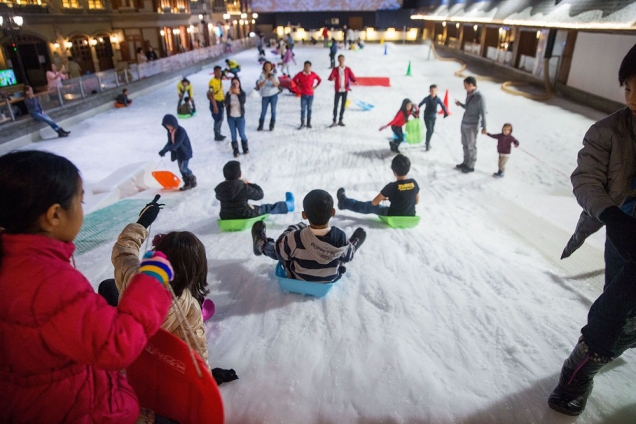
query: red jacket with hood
[{"left": 0, "top": 233, "right": 172, "bottom": 424}]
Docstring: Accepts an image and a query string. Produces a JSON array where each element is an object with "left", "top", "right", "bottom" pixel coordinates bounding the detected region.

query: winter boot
[
  {"left": 338, "top": 120, "right": 345, "bottom": 127},
  {"left": 389, "top": 142, "right": 397, "bottom": 153},
  {"left": 231, "top": 141, "right": 240, "bottom": 158},
  {"left": 189, "top": 175, "right": 198, "bottom": 189},
  {"left": 56, "top": 129, "right": 69, "bottom": 138},
  {"left": 241, "top": 140, "right": 249, "bottom": 155},
  {"left": 179, "top": 176, "right": 192, "bottom": 191},
  {"left": 251, "top": 220, "right": 268, "bottom": 256},
  {"left": 59, "top": 128, "right": 71, "bottom": 135},
  {"left": 298, "top": 120, "right": 306, "bottom": 130},
  {"left": 257, "top": 119, "right": 264, "bottom": 131},
  {"left": 456, "top": 163, "right": 467, "bottom": 170},
  {"left": 493, "top": 170, "right": 504, "bottom": 178},
  {"left": 329, "top": 121, "right": 338, "bottom": 128},
  {"left": 349, "top": 227, "right": 367, "bottom": 250},
  {"left": 336, "top": 188, "right": 346, "bottom": 210},
  {"left": 269, "top": 119, "right": 276, "bottom": 131},
  {"left": 307, "top": 118, "right": 312, "bottom": 129},
  {"left": 548, "top": 337, "right": 612, "bottom": 416},
  {"left": 285, "top": 192, "right": 295, "bottom": 212},
  {"left": 425, "top": 142, "right": 430, "bottom": 151}
]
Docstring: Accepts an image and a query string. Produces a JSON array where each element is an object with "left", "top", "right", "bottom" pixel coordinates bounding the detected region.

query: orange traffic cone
[{"left": 439, "top": 89, "right": 451, "bottom": 115}]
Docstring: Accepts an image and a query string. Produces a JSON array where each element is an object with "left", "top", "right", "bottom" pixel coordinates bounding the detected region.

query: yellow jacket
[
  {"left": 208, "top": 77, "right": 224, "bottom": 102},
  {"left": 226, "top": 59, "right": 240, "bottom": 69},
  {"left": 111, "top": 223, "right": 209, "bottom": 365},
  {"left": 177, "top": 81, "right": 193, "bottom": 98}
]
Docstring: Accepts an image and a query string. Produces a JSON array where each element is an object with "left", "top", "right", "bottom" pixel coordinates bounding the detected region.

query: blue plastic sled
[
  {"left": 275, "top": 262, "right": 335, "bottom": 297},
  {"left": 355, "top": 100, "right": 375, "bottom": 111}
]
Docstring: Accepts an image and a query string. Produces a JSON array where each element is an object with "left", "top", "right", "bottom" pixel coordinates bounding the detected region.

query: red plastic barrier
[{"left": 356, "top": 77, "right": 391, "bottom": 87}]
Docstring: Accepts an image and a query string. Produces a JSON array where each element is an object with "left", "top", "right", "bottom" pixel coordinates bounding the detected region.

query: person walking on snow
[
  {"left": 292, "top": 61, "right": 321, "bottom": 129},
  {"left": 279, "top": 47, "right": 296, "bottom": 77},
  {"left": 417, "top": 84, "right": 448, "bottom": 151},
  {"left": 158, "top": 114, "right": 197, "bottom": 191},
  {"left": 329, "top": 38, "right": 338, "bottom": 68},
  {"left": 379, "top": 98, "right": 419, "bottom": 154},
  {"left": 455, "top": 76, "right": 487, "bottom": 173},
  {"left": 328, "top": 54, "right": 357, "bottom": 127},
  {"left": 256, "top": 61, "right": 280, "bottom": 131}
]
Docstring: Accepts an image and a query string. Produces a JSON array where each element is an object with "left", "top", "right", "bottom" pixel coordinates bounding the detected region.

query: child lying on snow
[{"left": 251, "top": 189, "right": 366, "bottom": 283}]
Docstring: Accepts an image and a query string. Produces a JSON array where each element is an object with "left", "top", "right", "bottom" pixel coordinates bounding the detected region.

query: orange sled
[{"left": 152, "top": 170, "right": 181, "bottom": 189}]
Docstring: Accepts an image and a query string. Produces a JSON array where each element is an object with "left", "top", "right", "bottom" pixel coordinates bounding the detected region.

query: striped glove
[{"left": 139, "top": 251, "right": 174, "bottom": 287}]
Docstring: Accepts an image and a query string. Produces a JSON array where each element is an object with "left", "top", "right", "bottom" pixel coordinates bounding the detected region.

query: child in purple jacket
[{"left": 486, "top": 123, "right": 519, "bottom": 178}]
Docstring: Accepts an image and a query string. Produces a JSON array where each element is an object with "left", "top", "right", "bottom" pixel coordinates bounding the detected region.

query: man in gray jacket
[{"left": 455, "top": 76, "right": 487, "bottom": 173}]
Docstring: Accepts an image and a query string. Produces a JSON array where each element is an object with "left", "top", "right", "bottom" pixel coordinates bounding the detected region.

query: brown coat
[
  {"left": 562, "top": 107, "right": 636, "bottom": 258},
  {"left": 111, "top": 223, "right": 209, "bottom": 365}
]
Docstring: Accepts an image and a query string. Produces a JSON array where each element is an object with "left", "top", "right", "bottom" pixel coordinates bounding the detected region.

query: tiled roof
[{"left": 411, "top": 0, "right": 636, "bottom": 28}]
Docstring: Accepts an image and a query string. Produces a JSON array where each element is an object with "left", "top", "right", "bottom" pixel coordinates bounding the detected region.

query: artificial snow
[{"left": 18, "top": 43, "right": 635, "bottom": 423}]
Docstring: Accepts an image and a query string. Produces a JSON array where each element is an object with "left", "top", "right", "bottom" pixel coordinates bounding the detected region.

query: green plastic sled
[
  {"left": 379, "top": 215, "right": 420, "bottom": 228},
  {"left": 177, "top": 112, "right": 196, "bottom": 119},
  {"left": 405, "top": 119, "right": 424, "bottom": 145},
  {"left": 217, "top": 214, "right": 269, "bottom": 232}
]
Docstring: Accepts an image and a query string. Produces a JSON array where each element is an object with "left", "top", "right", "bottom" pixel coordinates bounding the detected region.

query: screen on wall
[
  {"left": 251, "top": 0, "right": 402, "bottom": 12},
  {"left": 0, "top": 69, "right": 17, "bottom": 88}
]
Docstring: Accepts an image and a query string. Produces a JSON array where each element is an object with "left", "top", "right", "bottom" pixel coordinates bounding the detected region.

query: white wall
[{"left": 568, "top": 32, "right": 636, "bottom": 104}]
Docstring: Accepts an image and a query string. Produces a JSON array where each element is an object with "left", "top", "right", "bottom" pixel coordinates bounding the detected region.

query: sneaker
[
  {"left": 349, "top": 227, "right": 367, "bottom": 250},
  {"left": 251, "top": 220, "right": 267, "bottom": 256},
  {"left": 338, "top": 120, "right": 345, "bottom": 127},
  {"left": 285, "top": 192, "right": 295, "bottom": 212},
  {"left": 461, "top": 166, "right": 475, "bottom": 173},
  {"left": 336, "top": 187, "right": 346, "bottom": 210},
  {"left": 493, "top": 170, "right": 504, "bottom": 178},
  {"left": 329, "top": 121, "right": 338, "bottom": 128}
]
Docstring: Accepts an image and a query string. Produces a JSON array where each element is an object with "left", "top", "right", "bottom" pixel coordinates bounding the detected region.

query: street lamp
[{"left": 0, "top": 11, "right": 28, "bottom": 84}]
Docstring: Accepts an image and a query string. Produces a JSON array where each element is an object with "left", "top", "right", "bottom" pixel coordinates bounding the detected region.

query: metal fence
[{"left": 0, "top": 38, "right": 253, "bottom": 126}]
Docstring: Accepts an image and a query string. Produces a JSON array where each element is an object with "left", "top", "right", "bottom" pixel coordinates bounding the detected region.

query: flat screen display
[{"left": 0, "top": 69, "right": 17, "bottom": 88}]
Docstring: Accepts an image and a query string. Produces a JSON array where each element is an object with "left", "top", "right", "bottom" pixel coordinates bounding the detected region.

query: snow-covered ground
[{"left": 18, "top": 43, "right": 636, "bottom": 423}]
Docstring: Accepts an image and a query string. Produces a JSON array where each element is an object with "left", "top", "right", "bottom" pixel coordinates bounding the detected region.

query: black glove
[
  {"left": 137, "top": 195, "right": 164, "bottom": 228},
  {"left": 600, "top": 206, "right": 636, "bottom": 261},
  {"left": 349, "top": 227, "right": 367, "bottom": 250},
  {"left": 159, "top": 150, "right": 166, "bottom": 157},
  {"left": 212, "top": 368, "right": 239, "bottom": 385}
]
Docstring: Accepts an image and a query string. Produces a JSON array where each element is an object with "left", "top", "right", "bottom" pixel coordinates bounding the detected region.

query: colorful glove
[{"left": 139, "top": 251, "right": 173, "bottom": 287}]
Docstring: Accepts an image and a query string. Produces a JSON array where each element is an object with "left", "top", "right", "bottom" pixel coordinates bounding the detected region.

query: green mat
[{"left": 75, "top": 200, "right": 152, "bottom": 256}]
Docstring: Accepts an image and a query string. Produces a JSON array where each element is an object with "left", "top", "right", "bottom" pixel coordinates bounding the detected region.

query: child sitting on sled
[
  {"left": 115, "top": 88, "right": 132, "bottom": 107},
  {"left": 337, "top": 154, "right": 420, "bottom": 217},
  {"left": 0, "top": 150, "right": 176, "bottom": 423},
  {"left": 251, "top": 189, "right": 367, "bottom": 283},
  {"left": 214, "top": 160, "right": 294, "bottom": 220}
]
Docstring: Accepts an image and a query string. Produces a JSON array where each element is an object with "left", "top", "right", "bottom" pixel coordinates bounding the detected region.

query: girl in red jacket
[
  {"left": 379, "top": 98, "right": 419, "bottom": 153},
  {"left": 0, "top": 150, "right": 176, "bottom": 424}
]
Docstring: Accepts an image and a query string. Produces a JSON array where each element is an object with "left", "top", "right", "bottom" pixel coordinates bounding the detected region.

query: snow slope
[{"left": 21, "top": 43, "right": 635, "bottom": 423}]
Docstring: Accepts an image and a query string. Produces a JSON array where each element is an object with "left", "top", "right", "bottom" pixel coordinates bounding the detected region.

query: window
[
  {"left": 87, "top": 0, "right": 104, "bottom": 8},
  {"left": 62, "top": 0, "right": 80, "bottom": 7}
]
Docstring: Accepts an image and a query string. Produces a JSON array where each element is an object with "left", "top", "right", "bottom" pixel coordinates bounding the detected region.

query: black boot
[
  {"left": 548, "top": 337, "right": 612, "bottom": 416},
  {"left": 336, "top": 187, "right": 346, "bottom": 210},
  {"left": 349, "top": 227, "right": 367, "bottom": 250},
  {"left": 298, "top": 120, "right": 305, "bottom": 130},
  {"left": 189, "top": 175, "right": 197, "bottom": 189},
  {"left": 231, "top": 141, "right": 239, "bottom": 158},
  {"left": 307, "top": 118, "right": 312, "bottom": 129},
  {"left": 269, "top": 119, "right": 275, "bottom": 131},
  {"left": 613, "top": 316, "right": 636, "bottom": 358},
  {"left": 179, "top": 176, "right": 192, "bottom": 191},
  {"left": 56, "top": 129, "right": 69, "bottom": 138},
  {"left": 257, "top": 119, "right": 264, "bottom": 131},
  {"left": 241, "top": 140, "right": 249, "bottom": 155},
  {"left": 251, "top": 221, "right": 268, "bottom": 256},
  {"left": 338, "top": 120, "right": 345, "bottom": 127},
  {"left": 59, "top": 128, "right": 71, "bottom": 135}
]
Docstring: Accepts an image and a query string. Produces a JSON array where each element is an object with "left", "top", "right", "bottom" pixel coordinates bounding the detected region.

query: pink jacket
[{"left": 0, "top": 233, "right": 172, "bottom": 423}]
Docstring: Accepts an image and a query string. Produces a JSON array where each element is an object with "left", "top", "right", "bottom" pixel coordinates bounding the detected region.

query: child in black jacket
[
  {"left": 115, "top": 89, "right": 132, "bottom": 107},
  {"left": 214, "top": 161, "right": 294, "bottom": 220}
]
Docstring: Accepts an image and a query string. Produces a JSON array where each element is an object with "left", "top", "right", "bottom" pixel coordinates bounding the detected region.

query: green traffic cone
[{"left": 406, "top": 61, "right": 412, "bottom": 76}]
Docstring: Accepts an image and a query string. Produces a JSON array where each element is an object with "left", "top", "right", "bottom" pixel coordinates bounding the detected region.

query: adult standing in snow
[
  {"left": 328, "top": 54, "right": 356, "bottom": 127},
  {"left": 342, "top": 25, "right": 348, "bottom": 46},
  {"left": 329, "top": 38, "right": 338, "bottom": 69},
  {"left": 46, "top": 63, "right": 66, "bottom": 92},
  {"left": 224, "top": 77, "right": 249, "bottom": 158},
  {"left": 292, "top": 61, "right": 321, "bottom": 129},
  {"left": 208, "top": 66, "right": 226, "bottom": 141},
  {"left": 256, "top": 61, "right": 279, "bottom": 131},
  {"left": 454, "top": 76, "right": 486, "bottom": 173},
  {"left": 550, "top": 43, "right": 636, "bottom": 417},
  {"left": 322, "top": 27, "right": 329, "bottom": 47}
]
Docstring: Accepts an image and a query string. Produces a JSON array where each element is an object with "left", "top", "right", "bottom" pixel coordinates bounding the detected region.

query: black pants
[
  {"left": 98, "top": 279, "right": 119, "bottom": 307},
  {"left": 424, "top": 115, "right": 436, "bottom": 147},
  {"left": 329, "top": 53, "right": 335, "bottom": 68},
  {"left": 333, "top": 92, "right": 347, "bottom": 122},
  {"left": 391, "top": 125, "right": 404, "bottom": 143}
]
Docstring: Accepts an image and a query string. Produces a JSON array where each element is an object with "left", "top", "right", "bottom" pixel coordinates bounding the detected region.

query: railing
[
  {"left": 463, "top": 41, "right": 481, "bottom": 55},
  {"left": 0, "top": 38, "right": 253, "bottom": 125}
]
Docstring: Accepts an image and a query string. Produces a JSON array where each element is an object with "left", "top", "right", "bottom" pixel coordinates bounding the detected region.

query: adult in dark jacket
[
  {"left": 22, "top": 85, "right": 70, "bottom": 137},
  {"left": 225, "top": 77, "right": 248, "bottom": 157},
  {"left": 549, "top": 43, "right": 636, "bottom": 417},
  {"left": 158, "top": 114, "right": 197, "bottom": 191},
  {"left": 214, "top": 160, "right": 293, "bottom": 220},
  {"left": 455, "top": 76, "right": 486, "bottom": 173}
]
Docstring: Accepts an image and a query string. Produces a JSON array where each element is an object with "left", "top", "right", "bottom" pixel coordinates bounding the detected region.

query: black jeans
[
  {"left": 391, "top": 125, "right": 404, "bottom": 143},
  {"left": 424, "top": 115, "right": 436, "bottom": 147},
  {"left": 329, "top": 53, "right": 335, "bottom": 68},
  {"left": 581, "top": 238, "right": 636, "bottom": 357},
  {"left": 333, "top": 92, "right": 347, "bottom": 122}
]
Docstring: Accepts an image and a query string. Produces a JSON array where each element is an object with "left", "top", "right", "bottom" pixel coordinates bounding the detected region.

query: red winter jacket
[
  {"left": 292, "top": 71, "right": 321, "bottom": 96},
  {"left": 386, "top": 107, "right": 419, "bottom": 128},
  {"left": 328, "top": 66, "right": 356, "bottom": 92},
  {"left": 0, "top": 234, "right": 172, "bottom": 424}
]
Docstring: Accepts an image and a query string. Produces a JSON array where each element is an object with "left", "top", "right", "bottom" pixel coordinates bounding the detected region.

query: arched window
[{"left": 94, "top": 34, "right": 114, "bottom": 71}]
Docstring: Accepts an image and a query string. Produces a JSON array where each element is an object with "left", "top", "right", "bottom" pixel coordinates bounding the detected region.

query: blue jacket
[
  {"left": 24, "top": 97, "right": 43, "bottom": 115},
  {"left": 159, "top": 114, "right": 192, "bottom": 162},
  {"left": 330, "top": 42, "right": 338, "bottom": 56},
  {"left": 418, "top": 95, "right": 448, "bottom": 118}
]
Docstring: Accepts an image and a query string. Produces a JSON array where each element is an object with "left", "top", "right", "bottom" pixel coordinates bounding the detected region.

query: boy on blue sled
[
  {"left": 252, "top": 189, "right": 366, "bottom": 283},
  {"left": 337, "top": 154, "right": 420, "bottom": 217}
]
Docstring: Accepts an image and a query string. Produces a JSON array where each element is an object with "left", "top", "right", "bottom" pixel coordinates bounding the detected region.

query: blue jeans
[
  {"left": 300, "top": 95, "right": 314, "bottom": 121},
  {"left": 581, "top": 238, "right": 636, "bottom": 356},
  {"left": 260, "top": 94, "right": 278, "bottom": 121},
  {"left": 341, "top": 197, "right": 389, "bottom": 216},
  {"left": 258, "top": 201, "right": 288, "bottom": 215},
  {"left": 227, "top": 116, "right": 247, "bottom": 142},
  {"left": 30, "top": 112, "right": 60, "bottom": 131},
  {"left": 424, "top": 115, "right": 436, "bottom": 147},
  {"left": 178, "top": 159, "right": 193, "bottom": 178},
  {"left": 210, "top": 101, "right": 224, "bottom": 135}
]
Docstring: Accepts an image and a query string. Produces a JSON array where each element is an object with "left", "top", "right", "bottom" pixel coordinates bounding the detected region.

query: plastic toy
[
  {"left": 378, "top": 215, "right": 421, "bottom": 228},
  {"left": 405, "top": 119, "right": 424, "bottom": 145},
  {"left": 152, "top": 170, "right": 181, "bottom": 189},
  {"left": 217, "top": 214, "right": 270, "bottom": 232},
  {"left": 275, "top": 262, "right": 335, "bottom": 297}
]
